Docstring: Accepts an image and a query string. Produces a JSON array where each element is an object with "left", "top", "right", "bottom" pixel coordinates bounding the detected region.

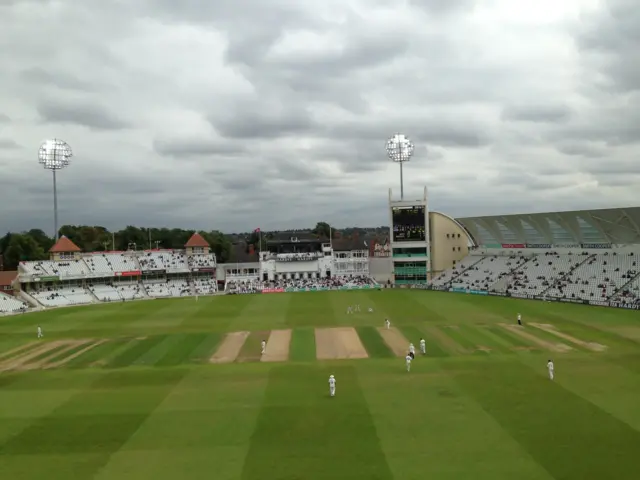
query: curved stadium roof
[{"left": 455, "top": 207, "right": 640, "bottom": 246}]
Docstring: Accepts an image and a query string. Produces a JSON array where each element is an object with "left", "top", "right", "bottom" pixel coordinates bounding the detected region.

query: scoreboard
[{"left": 392, "top": 205, "right": 426, "bottom": 242}]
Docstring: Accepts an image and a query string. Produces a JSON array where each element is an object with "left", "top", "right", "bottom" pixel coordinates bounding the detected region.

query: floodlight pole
[
  {"left": 52, "top": 169, "right": 59, "bottom": 241},
  {"left": 399, "top": 162, "right": 404, "bottom": 200}
]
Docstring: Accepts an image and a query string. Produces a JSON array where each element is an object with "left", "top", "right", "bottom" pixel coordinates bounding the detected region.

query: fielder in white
[
  {"left": 517, "top": 313, "right": 522, "bottom": 326},
  {"left": 346, "top": 306, "right": 353, "bottom": 314},
  {"left": 37, "top": 325, "right": 43, "bottom": 339},
  {"left": 419, "top": 338, "right": 426, "bottom": 354},
  {"left": 368, "top": 307, "right": 373, "bottom": 313},
  {"left": 384, "top": 318, "right": 391, "bottom": 329},
  {"left": 355, "top": 304, "right": 361, "bottom": 312},
  {"left": 328, "top": 374, "right": 336, "bottom": 397},
  {"left": 261, "top": 340, "right": 266, "bottom": 355},
  {"left": 405, "top": 354, "right": 412, "bottom": 372},
  {"left": 409, "top": 342, "right": 416, "bottom": 357},
  {"left": 547, "top": 359, "right": 554, "bottom": 380}
]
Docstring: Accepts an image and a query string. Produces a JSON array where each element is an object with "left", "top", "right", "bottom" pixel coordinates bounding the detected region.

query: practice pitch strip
[{"left": 0, "top": 323, "right": 608, "bottom": 372}]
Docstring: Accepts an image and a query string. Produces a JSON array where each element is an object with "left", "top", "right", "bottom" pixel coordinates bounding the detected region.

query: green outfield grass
[{"left": 0, "top": 290, "right": 639, "bottom": 479}]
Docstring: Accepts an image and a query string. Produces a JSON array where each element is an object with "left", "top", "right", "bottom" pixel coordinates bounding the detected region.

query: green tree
[{"left": 3, "top": 233, "right": 47, "bottom": 268}]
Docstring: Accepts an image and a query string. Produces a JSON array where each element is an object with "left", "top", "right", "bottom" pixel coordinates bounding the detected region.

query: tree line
[{"left": 0, "top": 222, "right": 380, "bottom": 270}]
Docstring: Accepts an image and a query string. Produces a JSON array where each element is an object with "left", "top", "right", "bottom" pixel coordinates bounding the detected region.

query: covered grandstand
[
  {"left": 456, "top": 207, "right": 640, "bottom": 247},
  {"left": 428, "top": 207, "right": 640, "bottom": 309}
]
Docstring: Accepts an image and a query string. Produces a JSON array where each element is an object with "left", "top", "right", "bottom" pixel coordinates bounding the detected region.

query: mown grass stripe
[
  {"left": 64, "top": 339, "right": 129, "bottom": 369},
  {"left": 355, "top": 326, "right": 394, "bottom": 358},
  {"left": 106, "top": 336, "right": 167, "bottom": 368},
  {"left": 25, "top": 343, "right": 73, "bottom": 363},
  {"left": 487, "top": 326, "right": 538, "bottom": 349},
  {"left": 289, "top": 328, "right": 316, "bottom": 362},
  {"left": 133, "top": 334, "right": 186, "bottom": 366},
  {"left": 470, "top": 326, "right": 518, "bottom": 354},
  {"left": 400, "top": 325, "right": 448, "bottom": 357},
  {"left": 526, "top": 324, "right": 591, "bottom": 352},
  {"left": 0, "top": 342, "right": 42, "bottom": 362},
  {"left": 44, "top": 341, "right": 94, "bottom": 364},
  {"left": 438, "top": 326, "right": 487, "bottom": 355},
  {"left": 461, "top": 326, "right": 513, "bottom": 354},
  {"left": 155, "top": 333, "right": 208, "bottom": 367},
  {"left": 187, "top": 333, "right": 222, "bottom": 363}
]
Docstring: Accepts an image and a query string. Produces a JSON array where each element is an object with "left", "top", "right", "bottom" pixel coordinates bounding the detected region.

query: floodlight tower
[
  {"left": 38, "top": 139, "right": 73, "bottom": 241},
  {"left": 386, "top": 133, "right": 414, "bottom": 200}
]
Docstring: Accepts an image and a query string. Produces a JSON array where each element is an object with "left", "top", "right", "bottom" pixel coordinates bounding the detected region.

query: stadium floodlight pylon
[
  {"left": 38, "top": 139, "right": 73, "bottom": 241},
  {"left": 386, "top": 133, "right": 414, "bottom": 200}
]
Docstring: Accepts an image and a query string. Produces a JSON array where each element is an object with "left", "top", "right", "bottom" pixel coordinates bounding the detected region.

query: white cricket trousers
[
  {"left": 330, "top": 386, "right": 335, "bottom": 396},
  {"left": 549, "top": 370, "right": 554, "bottom": 380}
]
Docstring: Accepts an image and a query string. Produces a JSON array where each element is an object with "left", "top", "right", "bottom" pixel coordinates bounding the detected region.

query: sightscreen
[{"left": 392, "top": 206, "right": 426, "bottom": 241}]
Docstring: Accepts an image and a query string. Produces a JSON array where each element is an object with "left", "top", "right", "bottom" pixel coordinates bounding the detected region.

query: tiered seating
[
  {"left": 167, "top": 279, "right": 191, "bottom": 296},
  {"left": 138, "top": 251, "right": 187, "bottom": 271},
  {"left": 193, "top": 277, "right": 217, "bottom": 294},
  {"left": 0, "top": 293, "right": 28, "bottom": 313},
  {"left": 144, "top": 282, "right": 171, "bottom": 298},
  {"left": 545, "top": 252, "right": 639, "bottom": 301},
  {"left": 227, "top": 275, "right": 377, "bottom": 294},
  {"left": 116, "top": 283, "right": 145, "bottom": 300},
  {"left": 20, "top": 260, "right": 89, "bottom": 278},
  {"left": 20, "top": 261, "right": 56, "bottom": 276},
  {"left": 451, "top": 255, "right": 529, "bottom": 291},
  {"left": 84, "top": 253, "right": 138, "bottom": 274},
  {"left": 226, "top": 279, "right": 264, "bottom": 293},
  {"left": 505, "top": 252, "right": 590, "bottom": 296},
  {"left": 33, "top": 285, "right": 93, "bottom": 306},
  {"left": 611, "top": 274, "right": 640, "bottom": 306},
  {"left": 88, "top": 284, "right": 121, "bottom": 301},
  {"left": 188, "top": 254, "right": 216, "bottom": 269},
  {"left": 143, "top": 280, "right": 190, "bottom": 297},
  {"left": 431, "top": 256, "right": 482, "bottom": 286}
]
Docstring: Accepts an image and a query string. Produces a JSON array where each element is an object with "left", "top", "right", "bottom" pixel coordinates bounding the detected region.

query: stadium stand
[
  {"left": 0, "top": 292, "right": 28, "bottom": 313},
  {"left": 193, "top": 277, "right": 217, "bottom": 294},
  {"left": 503, "top": 252, "right": 590, "bottom": 296},
  {"left": 543, "top": 252, "right": 639, "bottom": 301},
  {"left": 449, "top": 255, "right": 529, "bottom": 291},
  {"left": 32, "top": 285, "right": 94, "bottom": 307},
  {"left": 84, "top": 253, "right": 139, "bottom": 274}
]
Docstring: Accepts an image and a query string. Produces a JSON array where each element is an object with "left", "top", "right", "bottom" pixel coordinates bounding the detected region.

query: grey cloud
[
  {"left": 37, "top": 98, "right": 129, "bottom": 131},
  {"left": 0, "top": 114, "right": 9, "bottom": 123},
  {"left": 211, "top": 104, "right": 316, "bottom": 139},
  {"left": 20, "top": 67, "right": 97, "bottom": 92},
  {"left": 556, "top": 141, "right": 607, "bottom": 158},
  {"left": 153, "top": 138, "right": 246, "bottom": 157},
  {"left": 0, "top": 139, "right": 21, "bottom": 149},
  {"left": 0, "top": 0, "right": 638, "bottom": 235},
  {"left": 576, "top": 0, "right": 639, "bottom": 93},
  {"left": 409, "top": 0, "right": 475, "bottom": 14},
  {"left": 502, "top": 104, "right": 572, "bottom": 123}
]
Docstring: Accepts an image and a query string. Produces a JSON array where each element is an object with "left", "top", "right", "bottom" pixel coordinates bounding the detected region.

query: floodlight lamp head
[
  {"left": 386, "top": 133, "right": 414, "bottom": 163},
  {"left": 38, "top": 139, "right": 72, "bottom": 170}
]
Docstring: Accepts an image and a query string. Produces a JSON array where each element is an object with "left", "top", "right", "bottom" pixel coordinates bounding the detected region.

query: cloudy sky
[{"left": 1, "top": 0, "right": 638, "bottom": 234}]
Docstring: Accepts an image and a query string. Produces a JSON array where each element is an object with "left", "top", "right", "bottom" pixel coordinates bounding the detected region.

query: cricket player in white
[
  {"left": 261, "top": 340, "right": 266, "bottom": 355},
  {"left": 419, "top": 338, "right": 426, "bottom": 354},
  {"left": 385, "top": 319, "right": 391, "bottom": 329},
  {"left": 347, "top": 306, "right": 353, "bottom": 314},
  {"left": 355, "top": 304, "right": 361, "bottom": 312},
  {"left": 328, "top": 374, "right": 336, "bottom": 396},
  {"left": 547, "top": 359, "right": 554, "bottom": 380},
  {"left": 405, "top": 354, "right": 412, "bottom": 372},
  {"left": 409, "top": 343, "right": 416, "bottom": 356},
  {"left": 368, "top": 307, "right": 373, "bottom": 313},
  {"left": 37, "top": 326, "right": 43, "bottom": 339},
  {"left": 517, "top": 313, "right": 522, "bottom": 326}
]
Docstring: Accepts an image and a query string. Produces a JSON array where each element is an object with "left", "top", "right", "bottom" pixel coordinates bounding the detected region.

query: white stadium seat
[{"left": 0, "top": 292, "right": 28, "bottom": 313}]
